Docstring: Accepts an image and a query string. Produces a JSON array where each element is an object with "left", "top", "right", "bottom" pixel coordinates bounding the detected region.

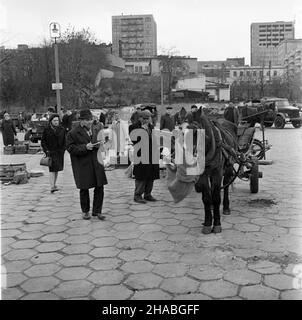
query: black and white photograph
[{"left": 1, "top": 0, "right": 302, "bottom": 305}]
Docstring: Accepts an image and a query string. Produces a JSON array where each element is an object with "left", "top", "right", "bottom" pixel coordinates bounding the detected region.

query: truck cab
[{"left": 261, "top": 97, "right": 302, "bottom": 129}]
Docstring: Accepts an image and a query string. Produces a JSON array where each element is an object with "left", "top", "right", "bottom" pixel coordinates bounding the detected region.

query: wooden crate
[
  {"left": 0, "top": 163, "right": 27, "bottom": 183},
  {"left": 3, "top": 146, "right": 14, "bottom": 155}
]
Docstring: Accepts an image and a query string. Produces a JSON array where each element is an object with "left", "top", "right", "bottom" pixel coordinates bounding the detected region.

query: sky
[{"left": 1, "top": 0, "right": 301, "bottom": 65}]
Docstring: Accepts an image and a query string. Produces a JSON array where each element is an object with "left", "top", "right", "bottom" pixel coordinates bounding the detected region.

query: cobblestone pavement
[{"left": 1, "top": 126, "right": 302, "bottom": 300}]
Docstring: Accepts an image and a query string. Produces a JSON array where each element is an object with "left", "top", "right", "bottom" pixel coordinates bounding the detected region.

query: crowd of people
[{"left": 0, "top": 102, "right": 240, "bottom": 221}]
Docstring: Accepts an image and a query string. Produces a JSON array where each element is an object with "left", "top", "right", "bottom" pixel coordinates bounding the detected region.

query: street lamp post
[
  {"left": 50, "top": 22, "right": 62, "bottom": 115},
  {"left": 161, "top": 70, "right": 164, "bottom": 106}
]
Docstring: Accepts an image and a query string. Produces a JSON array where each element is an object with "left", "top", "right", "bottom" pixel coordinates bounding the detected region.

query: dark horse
[{"left": 183, "top": 106, "right": 238, "bottom": 234}]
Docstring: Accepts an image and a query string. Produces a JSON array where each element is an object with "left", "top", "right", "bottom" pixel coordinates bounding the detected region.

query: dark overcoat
[
  {"left": 41, "top": 125, "right": 66, "bottom": 172},
  {"left": 66, "top": 124, "right": 108, "bottom": 189},
  {"left": 1, "top": 120, "right": 16, "bottom": 146},
  {"left": 129, "top": 121, "right": 160, "bottom": 181},
  {"left": 160, "top": 113, "right": 175, "bottom": 131}
]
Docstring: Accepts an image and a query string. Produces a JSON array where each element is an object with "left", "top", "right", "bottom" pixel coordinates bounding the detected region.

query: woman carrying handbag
[{"left": 41, "top": 113, "right": 66, "bottom": 193}]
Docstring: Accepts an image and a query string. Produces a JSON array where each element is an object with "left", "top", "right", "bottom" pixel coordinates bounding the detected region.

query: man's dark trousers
[
  {"left": 80, "top": 186, "right": 104, "bottom": 213},
  {"left": 134, "top": 180, "right": 154, "bottom": 198}
]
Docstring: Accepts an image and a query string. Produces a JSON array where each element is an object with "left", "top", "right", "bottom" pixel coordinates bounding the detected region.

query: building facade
[
  {"left": 112, "top": 14, "right": 157, "bottom": 59},
  {"left": 250, "top": 21, "right": 295, "bottom": 66},
  {"left": 227, "top": 65, "right": 285, "bottom": 84},
  {"left": 284, "top": 47, "right": 301, "bottom": 75}
]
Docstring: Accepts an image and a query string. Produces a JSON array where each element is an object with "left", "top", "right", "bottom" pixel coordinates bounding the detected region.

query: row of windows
[{"left": 232, "top": 70, "right": 278, "bottom": 77}]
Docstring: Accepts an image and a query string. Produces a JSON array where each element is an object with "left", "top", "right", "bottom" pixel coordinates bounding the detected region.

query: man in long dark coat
[
  {"left": 129, "top": 110, "right": 160, "bottom": 204},
  {"left": 160, "top": 106, "right": 175, "bottom": 131},
  {"left": 66, "top": 109, "right": 108, "bottom": 220},
  {"left": 0, "top": 113, "right": 17, "bottom": 146}
]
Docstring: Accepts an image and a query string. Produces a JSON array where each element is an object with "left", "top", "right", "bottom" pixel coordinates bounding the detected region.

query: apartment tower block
[
  {"left": 250, "top": 21, "right": 295, "bottom": 66},
  {"left": 112, "top": 14, "right": 157, "bottom": 59}
]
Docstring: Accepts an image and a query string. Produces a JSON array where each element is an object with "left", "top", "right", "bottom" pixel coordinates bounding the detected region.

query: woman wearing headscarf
[
  {"left": 0, "top": 112, "right": 17, "bottom": 146},
  {"left": 41, "top": 113, "right": 66, "bottom": 193}
]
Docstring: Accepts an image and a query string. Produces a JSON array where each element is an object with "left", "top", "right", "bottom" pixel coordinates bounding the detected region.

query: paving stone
[
  {"left": 116, "top": 239, "right": 146, "bottom": 250},
  {"left": 36, "top": 242, "right": 66, "bottom": 253},
  {"left": 261, "top": 225, "right": 287, "bottom": 236},
  {"left": 153, "top": 263, "right": 189, "bottom": 278},
  {"left": 138, "top": 224, "right": 162, "bottom": 232},
  {"left": 10, "top": 240, "right": 40, "bottom": 249},
  {"left": 1, "top": 287, "right": 24, "bottom": 300},
  {"left": 89, "top": 258, "right": 122, "bottom": 271},
  {"left": 88, "top": 270, "right": 124, "bottom": 285},
  {"left": 92, "top": 285, "right": 133, "bottom": 300},
  {"left": 121, "top": 261, "right": 154, "bottom": 274},
  {"left": 90, "top": 237, "right": 119, "bottom": 247},
  {"left": 250, "top": 218, "right": 274, "bottom": 226},
  {"left": 4, "top": 249, "right": 37, "bottom": 261},
  {"left": 31, "top": 252, "right": 64, "bottom": 264},
  {"left": 131, "top": 289, "right": 172, "bottom": 300},
  {"left": 199, "top": 280, "right": 238, "bottom": 298},
  {"left": 248, "top": 261, "right": 282, "bottom": 274},
  {"left": 264, "top": 274, "right": 295, "bottom": 290},
  {"left": 56, "top": 267, "right": 92, "bottom": 280},
  {"left": 40, "top": 233, "right": 68, "bottom": 242},
  {"left": 239, "top": 285, "right": 280, "bottom": 300},
  {"left": 20, "top": 223, "right": 46, "bottom": 232},
  {"left": 59, "top": 254, "right": 93, "bottom": 267},
  {"left": 5, "top": 260, "right": 32, "bottom": 273},
  {"left": 160, "top": 277, "right": 199, "bottom": 294},
  {"left": 139, "top": 231, "right": 168, "bottom": 242},
  {"left": 174, "top": 293, "right": 212, "bottom": 300},
  {"left": 21, "top": 292, "right": 60, "bottom": 300},
  {"left": 113, "top": 222, "right": 139, "bottom": 231},
  {"left": 90, "top": 247, "right": 120, "bottom": 258},
  {"left": 42, "top": 226, "right": 68, "bottom": 233},
  {"left": 118, "top": 249, "right": 149, "bottom": 261},
  {"left": 110, "top": 215, "right": 134, "bottom": 223},
  {"left": 125, "top": 273, "right": 163, "bottom": 290},
  {"left": 181, "top": 251, "right": 215, "bottom": 265},
  {"left": 16, "top": 231, "right": 44, "bottom": 240},
  {"left": 276, "top": 220, "right": 302, "bottom": 228},
  {"left": 114, "top": 230, "right": 142, "bottom": 240},
  {"left": 1, "top": 229, "right": 21, "bottom": 237},
  {"left": 224, "top": 269, "right": 261, "bottom": 285},
  {"left": 157, "top": 219, "right": 180, "bottom": 226},
  {"left": 213, "top": 254, "right": 247, "bottom": 270},
  {"left": 188, "top": 266, "right": 225, "bottom": 281},
  {"left": 5, "top": 273, "right": 28, "bottom": 287},
  {"left": 1, "top": 222, "right": 24, "bottom": 229},
  {"left": 53, "top": 280, "right": 94, "bottom": 298},
  {"left": 234, "top": 223, "right": 261, "bottom": 232},
  {"left": 21, "top": 276, "right": 60, "bottom": 293},
  {"left": 147, "top": 251, "right": 180, "bottom": 263},
  {"left": 64, "top": 235, "right": 94, "bottom": 244},
  {"left": 66, "top": 227, "right": 92, "bottom": 235},
  {"left": 62, "top": 244, "right": 93, "bottom": 255},
  {"left": 280, "top": 290, "right": 302, "bottom": 300},
  {"left": 289, "top": 228, "right": 302, "bottom": 236},
  {"left": 24, "top": 263, "right": 61, "bottom": 277},
  {"left": 161, "top": 225, "right": 189, "bottom": 234},
  {"left": 232, "top": 248, "right": 267, "bottom": 260}
]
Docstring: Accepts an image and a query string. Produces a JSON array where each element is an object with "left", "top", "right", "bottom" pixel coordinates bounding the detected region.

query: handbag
[{"left": 40, "top": 153, "right": 52, "bottom": 167}]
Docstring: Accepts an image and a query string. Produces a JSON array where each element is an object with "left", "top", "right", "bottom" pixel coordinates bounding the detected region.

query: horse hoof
[
  {"left": 223, "top": 209, "right": 231, "bottom": 215},
  {"left": 212, "top": 226, "right": 222, "bottom": 233},
  {"left": 202, "top": 226, "right": 212, "bottom": 234}
]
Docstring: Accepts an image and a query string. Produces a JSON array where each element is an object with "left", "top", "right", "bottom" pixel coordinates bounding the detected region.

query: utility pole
[{"left": 50, "top": 22, "right": 62, "bottom": 116}]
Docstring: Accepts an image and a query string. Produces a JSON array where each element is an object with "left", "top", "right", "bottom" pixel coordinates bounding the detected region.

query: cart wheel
[
  {"left": 292, "top": 121, "right": 302, "bottom": 128},
  {"left": 251, "top": 139, "right": 264, "bottom": 160},
  {"left": 250, "top": 159, "right": 259, "bottom": 193},
  {"left": 274, "top": 116, "right": 285, "bottom": 129}
]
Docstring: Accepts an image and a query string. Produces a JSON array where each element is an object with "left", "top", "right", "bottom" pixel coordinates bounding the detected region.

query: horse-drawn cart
[{"left": 228, "top": 109, "right": 272, "bottom": 193}]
